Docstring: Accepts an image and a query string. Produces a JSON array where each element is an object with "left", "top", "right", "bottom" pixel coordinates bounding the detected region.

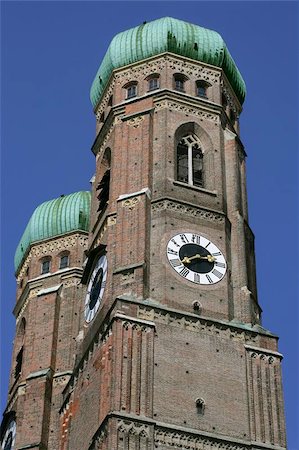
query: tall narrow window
[
  {"left": 97, "top": 148, "right": 111, "bottom": 213},
  {"left": 15, "top": 347, "right": 23, "bottom": 378},
  {"left": 177, "top": 135, "right": 203, "bottom": 187}
]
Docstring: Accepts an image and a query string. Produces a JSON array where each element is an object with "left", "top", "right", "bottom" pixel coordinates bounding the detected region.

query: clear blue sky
[{"left": 1, "top": 1, "right": 298, "bottom": 448}]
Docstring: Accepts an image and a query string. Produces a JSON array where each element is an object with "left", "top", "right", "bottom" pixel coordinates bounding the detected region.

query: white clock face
[
  {"left": 84, "top": 255, "right": 107, "bottom": 323},
  {"left": 2, "top": 420, "right": 16, "bottom": 450},
  {"left": 167, "top": 233, "right": 226, "bottom": 285}
]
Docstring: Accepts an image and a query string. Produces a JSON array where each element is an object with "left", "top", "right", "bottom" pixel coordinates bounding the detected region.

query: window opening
[
  {"left": 60, "top": 255, "right": 69, "bottom": 269},
  {"left": 195, "top": 398, "right": 205, "bottom": 415},
  {"left": 15, "top": 347, "right": 23, "bottom": 379},
  {"left": 126, "top": 84, "right": 137, "bottom": 99},
  {"left": 177, "top": 134, "right": 203, "bottom": 187},
  {"left": 41, "top": 259, "right": 50, "bottom": 274},
  {"left": 175, "top": 78, "right": 184, "bottom": 92},
  {"left": 97, "top": 169, "right": 110, "bottom": 212},
  {"left": 148, "top": 77, "right": 159, "bottom": 91}
]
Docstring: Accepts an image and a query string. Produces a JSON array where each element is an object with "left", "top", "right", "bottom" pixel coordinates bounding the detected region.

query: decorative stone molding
[
  {"left": 107, "top": 214, "right": 117, "bottom": 226},
  {"left": 151, "top": 199, "right": 224, "bottom": 223},
  {"left": 122, "top": 196, "right": 140, "bottom": 210},
  {"left": 62, "top": 278, "right": 81, "bottom": 288},
  {"left": 165, "top": 54, "right": 221, "bottom": 84},
  {"left": 127, "top": 115, "right": 145, "bottom": 128},
  {"left": 155, "top": 428, "right": 247, "bottom": 450},
  {"left": 114, "top": 57, "right": 167, "bottom": 86},
  {"left": 96, "top": 123, "right": 115, "bottom": 156},
  {"left": 53, "top": 372, "right": 72, "bottom": 387},
  {"left": 95, "top": 82, "right": 115, "bottom": 120},
  {"left": 17, "top": 233, "right": 88, "bottom": 282},
  {"left": 155, "top": 99, "right": 219, "bottom": 123},
  {"left": 117, "top": 419, "right": 150, "bottom": 438},
  {"left": 137, "top": 306, "right": 258, "bottom": 344},
  {"left": 221, "top": 83, "right": 239, "bottom": 116},
  {"left": 122, "top": 320, "right": 151, "bottom": 333}
]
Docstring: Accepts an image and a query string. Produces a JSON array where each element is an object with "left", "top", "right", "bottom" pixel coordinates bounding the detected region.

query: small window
[
  {"left": 196, "top": 80, "right": 210, "bottom": 98},
  {"left": 60, "top": 255, "right": 69, "bottom": 269},
  {"left": 100, "top": 112, "right": 105, "bottom": 123},
  {"left": 148, "top": 77, "right": 159, "bottom": 91},
  {"left": 108, "top": 95, "right": 113, "bottom": 106},
  {"left": 26, "top": 266, "right": 30, "bottom": 277},
  {"left": 195, "top": 398, "right": 205, "bottom": 415},
  {"left": 126, "top": 84, "right": 137, "bottom": 99},
  {"left": 173, "top": 74, "right": 188, "bottom": 93},
  {"left": 175, "top": 77, "right": 184, "bottom": 92},
  {"left": 222, "top": 93, "right": 227, "bottom": 109},
  {"left": 41, "top": 259, "right": 50, "bottom": 274}
]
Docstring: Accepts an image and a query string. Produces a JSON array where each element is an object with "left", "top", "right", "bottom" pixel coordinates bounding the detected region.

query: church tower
[{"left": 1, "top": 17, "right": 286, "bottom": 450}]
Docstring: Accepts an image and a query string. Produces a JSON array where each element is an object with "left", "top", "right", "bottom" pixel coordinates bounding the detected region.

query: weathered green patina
[
  {"left": 15, "top": 191, "right": 91, "bottom": 273},
  {"left": 90, "top": 17, "right": 246, "bottom": 108}
]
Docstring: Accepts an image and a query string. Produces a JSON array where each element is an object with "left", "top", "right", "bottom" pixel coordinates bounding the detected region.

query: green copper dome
[
  {"left": 15, "top": 191, "right": 91, "bottom": 273},
  {"left": 90, "top": 17, "right": 246, "bottom": 108}
]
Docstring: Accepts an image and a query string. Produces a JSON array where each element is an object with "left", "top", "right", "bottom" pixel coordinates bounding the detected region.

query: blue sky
[{"left": 1, "top": 1, "right": 298, "bottom": 447}]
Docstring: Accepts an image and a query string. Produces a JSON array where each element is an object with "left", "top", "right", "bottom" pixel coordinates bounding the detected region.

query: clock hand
[{"left": 181, "top": 254, "right": 216, "bottom": 264}]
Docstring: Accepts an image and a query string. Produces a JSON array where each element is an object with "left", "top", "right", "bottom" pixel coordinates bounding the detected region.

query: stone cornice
[
  {"left": 151, "top": 197, "right": 226, "bottom": 225},
  {"left": 14, "top": 267, "right": 83, "bottom": 321}
]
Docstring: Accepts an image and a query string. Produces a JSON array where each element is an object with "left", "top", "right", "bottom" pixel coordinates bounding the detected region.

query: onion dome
[
  {"left": 90, "top": 16, "right": 246, "bottom": 108},
  {"left": 14, "top": 191, "right": 91, "bottom": 273}
]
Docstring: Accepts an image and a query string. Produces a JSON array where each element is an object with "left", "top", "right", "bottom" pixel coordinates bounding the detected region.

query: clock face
[
  {"left": 2, "top": 420, "right": 16, "bottom": 450},
  {"left": 84, "top": 254, "right": 107, "bottom": 323},
  {"left": 167, "top": 233, "right": 226, "bottom": 285}
]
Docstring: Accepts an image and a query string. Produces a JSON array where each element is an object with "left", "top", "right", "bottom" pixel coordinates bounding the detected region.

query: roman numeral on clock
[
  {"left": 170, "top": 259, "right": 182, "bottom": 268},
  {"left": 180, "top": 234, "right": 189, "bottom": 243},
  {"left": 167, "top": 248, "right": 178, "bottom": 255},
  {"left": 215, "top": 262, "right": 225, "bottom": 268},
  {"left": 192, "top": 234, "right": 200, "bottom": 245},
  {"left": 194, "top": 273, "right": 201, "bottom": 283},
  {"left": 180, "top": 267, "right": 190, "bottom": 278},
  {"left": 212, "top": 269, "right": 223, "bottom": 279},
  {"left": 206, "top": 274, "right": 213, "bottom": 283},
  {"left": 212, "top": 252, "right": 221, "bottom": 256}
]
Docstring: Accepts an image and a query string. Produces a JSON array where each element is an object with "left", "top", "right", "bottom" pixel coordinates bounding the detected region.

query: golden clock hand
[
  {"left": 181, "top": 254, "right": 202, "bottom": 264},
  {"left": 181, "top": 254, "right": 216, "bottom": 264}
]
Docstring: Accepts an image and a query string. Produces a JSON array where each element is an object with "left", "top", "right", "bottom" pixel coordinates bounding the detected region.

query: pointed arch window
[{"left": 177, "top": 134, "right": 203, "bottom": 187}]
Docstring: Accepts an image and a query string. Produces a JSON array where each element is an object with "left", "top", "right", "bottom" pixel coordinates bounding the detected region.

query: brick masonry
[{"left": 1, "top": 53, "right": 286, "bottom": 450}]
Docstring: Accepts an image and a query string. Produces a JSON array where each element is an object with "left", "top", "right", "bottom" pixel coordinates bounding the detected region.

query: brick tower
[{"left": 1, "top": 17, "right": 286, "bottom": 450}]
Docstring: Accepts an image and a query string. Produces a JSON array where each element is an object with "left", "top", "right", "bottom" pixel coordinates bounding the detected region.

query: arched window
[
  {"left": 173, "top": 73, "right": 188, "bottom": 92},
  {"left": 59, "top": 253, "right": 69, "bottom": 269},
  {"left": 124, "top": 82, "right": 138, "bottom": 99},
  {"left": 147, "top": 74, "right": 160, "bottom": 91},
  {"left": 196, "top": 80, "right": 210, "bottom": 98},
  {"left": 177, "top": 134, "right": 203, "bottom": 187},
  {"left": 41, "top": 257, "right": 51, "bottom": 274}
]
